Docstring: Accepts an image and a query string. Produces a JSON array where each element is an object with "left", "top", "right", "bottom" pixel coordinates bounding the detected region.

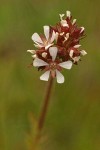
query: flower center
[{"left": 49, "top": 62, "right": 57, "bottom": 70}]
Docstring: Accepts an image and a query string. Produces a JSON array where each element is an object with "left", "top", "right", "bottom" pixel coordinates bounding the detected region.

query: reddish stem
[
  {"left": 38, "top": 77, "right": 53, "bottom": 131},
  {"left": 35, "top": 77, "right": 53, "bottom": 144}
]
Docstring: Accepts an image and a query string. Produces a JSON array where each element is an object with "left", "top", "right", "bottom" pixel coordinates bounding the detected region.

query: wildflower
[
  {"left": 32, "top": 26, "right": 56, "bottom": 50},
  {"left": 27, "top": 10, "right": 87, "bottom": 83},
  {"left": 33, "top": 47, "right": 72, "bottom": 83}
]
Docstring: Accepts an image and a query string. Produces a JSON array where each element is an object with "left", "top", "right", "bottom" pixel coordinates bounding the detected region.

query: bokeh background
[{"left": 0, "top": 0, "right": 100, "bottom": 150}]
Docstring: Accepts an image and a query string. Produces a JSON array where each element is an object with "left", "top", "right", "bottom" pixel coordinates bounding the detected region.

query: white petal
[
  {"left": 55, "top": 32, "right": 59, "bottom": 41},
  {"left": 34, "top": 44, "right": 43, "bottom": 48},
  {"left": 44, "top": 26, "right": 50, "bottom": 40},
  {"left": 40, "top": 71, "right": 50, "bottom": 81},
  {"left": 72, "top": 19, "right": 77, "bottom": 25},
  {"left": 80, "top": 50, "right": 87, "bottom": 56},
  {"left": 59, "top": 14, "right": 65, "bottom": 20},
  {"left": 49, "top": 47, "right": 58, "bottom": 61},
  {"left": 27, "top": 50, "right": 36, "bottom": 54},
  {"left": 66, "top": 11, "right": 71, "bottom": 18},
  {"left": 64, "top": 33, "right": 69, "bottom": 42},
  {"left": 56, "top": 70, "right": 64, "bottom": 84},
  {"left": 65, "top": 33, "right": 69, "bottom": 40},
  {"left": 50, "top": 30, "right": 56, "bottom": 43},
  {"left": 32, "top": 54, "right": 37, "bottom": 59},
  {"left": 69, "top": 50, "right": 74, "bottom": 58},
  {"left": 34, "top": 41, "right": 43, "bottom": 46},
  {"left": 59, "top": 61, "right": 72, "bottom": 69},
  {"left": 80, "top": 27, "right": 85, "bottom": 33},
  {"left": 33, "top": 58, "right": 48, "bottom": 67},
  {"left": 74, "top": 45, "right": 81, "bottom": 48},
  {"left": 32, "top": 33, "right": 43, "bottom": 44},
  {"left": 45, "top": 43, "right": 54, "bottom": 50},
  {"left": 34, "top": 44, "right": 39, "bottom": 48},
  {"left": 73, "top": 56, "right": 80, "bottom": 62},
  {"left": 61, "top": 20, "right": 69, "bottom": 27}
]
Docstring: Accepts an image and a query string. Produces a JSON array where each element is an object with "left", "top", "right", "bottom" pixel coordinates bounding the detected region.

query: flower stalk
[
  {"left": 34, "top": 76, "right": 53, "bottom": 148},
  {"left": 27, "top": 10, "right": 87, "bottom": 84}
]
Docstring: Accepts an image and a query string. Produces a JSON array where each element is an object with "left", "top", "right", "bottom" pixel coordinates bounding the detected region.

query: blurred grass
[{"left": 0, "top": 0, "right": 100, "bottom": 150}]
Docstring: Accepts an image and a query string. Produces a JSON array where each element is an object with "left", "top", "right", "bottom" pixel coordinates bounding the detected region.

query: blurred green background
[{"left": 0, "top": 0, "right": 100, "bottom": 150}]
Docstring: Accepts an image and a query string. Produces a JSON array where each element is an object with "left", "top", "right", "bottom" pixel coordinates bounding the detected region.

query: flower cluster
[{"left": 27, "top": 11, "right": 87, "bottom": 83}]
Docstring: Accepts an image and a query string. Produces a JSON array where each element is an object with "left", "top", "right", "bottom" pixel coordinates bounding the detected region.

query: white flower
[
  {"left": 33, "top": 47, "right": 72, "bottom": 84},
  {"left": 32, "top": 26, "right": 56, "bottom": 50}
]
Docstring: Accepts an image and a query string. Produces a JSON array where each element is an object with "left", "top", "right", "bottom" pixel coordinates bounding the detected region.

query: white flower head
[
  {"left": 32, "top": 26, "right": 56, "bottom": 50},
  {"left": 33, "top": 47, "right": 73, "bottom": 84}
]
